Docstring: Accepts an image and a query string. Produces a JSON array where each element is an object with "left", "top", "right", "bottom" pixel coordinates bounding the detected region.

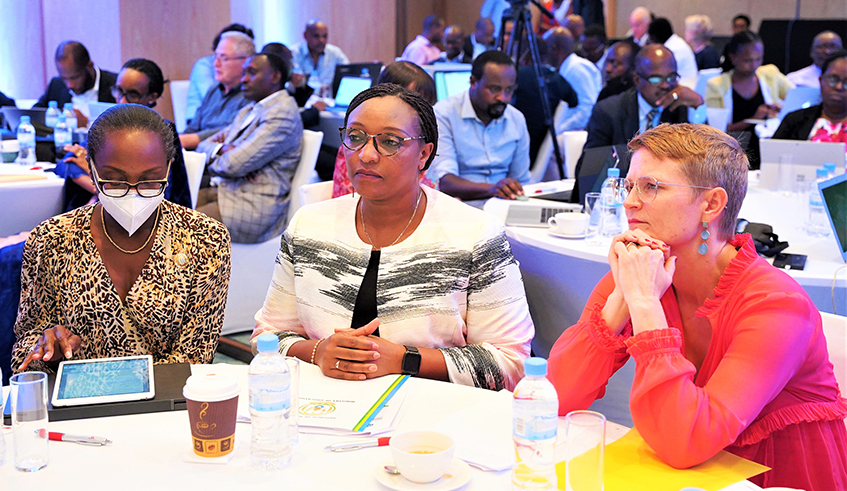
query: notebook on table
[{"left": 4, "top": 362, "right": 191, "bottom": 423}]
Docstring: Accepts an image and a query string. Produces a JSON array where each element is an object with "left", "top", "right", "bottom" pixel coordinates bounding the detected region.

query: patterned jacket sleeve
[
  {"left": 252, "top": 213, "right": 308, "bottom": 354},
  {"left": 439, "top": 218, "right": 534, "bottom": 391},
  {"left": 11, "top": 224, "right": 61, "bottom": 373},
  {"left": 208, "top": 103, "right": 301, "bottom": 179},
  {"left": 161, "top": 220, "right": 232, "bottom": 364}
]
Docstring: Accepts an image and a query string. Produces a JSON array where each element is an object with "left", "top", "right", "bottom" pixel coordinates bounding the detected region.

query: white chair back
[
  {"left": 170, "top": 80, "right": 190, "bottom": 133},
  {"left": 182, "top": 150, "right": 206, "bottom": 209},
  {"left": 821, "top": 312, "right": 847, "bottom": 393},
  {"left": 561, "top": 130, "right": 588, "bottom": 180},
  {"left": 288, "top": 129, "right": 324, "bottom": 221},
  {"left": 529, "top": 133, "right": 554, "bottom": 184},
  {"left": 299, "top": 181, "right": 333, "bottom": 207}
]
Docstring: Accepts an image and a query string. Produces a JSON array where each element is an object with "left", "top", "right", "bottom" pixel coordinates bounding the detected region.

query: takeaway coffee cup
[
  {"left": 548, "top": 212, "right": 589, "bottom": 236},
  {"left": 182, "top": 372, "right": 240, "bottom": 458},
  {"left": 389, "top": 430, "right": 455, "bottom": 483}
]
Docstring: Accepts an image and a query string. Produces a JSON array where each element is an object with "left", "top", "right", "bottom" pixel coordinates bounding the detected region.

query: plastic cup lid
[{"left": 183, "top": 372, "right": 240, "bottom": 402}]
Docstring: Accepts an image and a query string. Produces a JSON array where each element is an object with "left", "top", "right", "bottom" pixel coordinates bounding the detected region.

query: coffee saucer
[
  {"left": 375, "top": 457, "right": 471, "bottom": 490},
  {"left": 548, "top": 228, "right": 588, "bottom": 239}
]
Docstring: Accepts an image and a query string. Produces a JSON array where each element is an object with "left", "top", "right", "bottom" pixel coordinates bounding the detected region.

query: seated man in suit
[
  {"left": 428, "top": 50, "right": 529, "bottom": 201},
  {"left": 598, "top": 41, "right": 637, "bottom": 101},
  {"left": 787, "top": 31, "right": 843, "bottom": 89},
  {"left": 435, "top": 26, "right": 470, "bottom": 64},
  {"left": 583, "top": 44, "right": 702, "bottom": 150},
  {"left": 196, "top": 53, "right": 303, "bottom": 244},
  {"left": 180, "top": 32, "right": 255, "bottom": 151},
  {"left": 34, "top": 41, "right": 117, "bottom": 128}
]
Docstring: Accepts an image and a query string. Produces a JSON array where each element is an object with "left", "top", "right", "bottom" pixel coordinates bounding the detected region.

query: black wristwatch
[{"left": 401, "top": 346, "right": 421, "bottom": 376}]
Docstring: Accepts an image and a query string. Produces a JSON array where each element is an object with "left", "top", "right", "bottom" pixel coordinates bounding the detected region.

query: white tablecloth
[
  {"left": 0, "top": 163, "right": 63, "bottom": 237},
  {"left": 0, "top": 364, "right": 761, "bottom": 490}
]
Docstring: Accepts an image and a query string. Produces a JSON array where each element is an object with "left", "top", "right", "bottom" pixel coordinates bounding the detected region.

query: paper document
[{"left": 556, "top": 428, "right": 769, "bottom": 491}]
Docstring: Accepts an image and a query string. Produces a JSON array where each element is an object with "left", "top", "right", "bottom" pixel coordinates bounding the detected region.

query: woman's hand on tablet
[{"left": 19, "top": 325, "right": 82, "bottom": 370}]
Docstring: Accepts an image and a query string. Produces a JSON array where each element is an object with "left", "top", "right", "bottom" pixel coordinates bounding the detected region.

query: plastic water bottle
[
  {"left": 45, "top": 101, "right": 60, "bottom": 128},
  {"left": 54, "top": 115, "right": 71, "bottom": 156},
  {"left": 62, "top": 103, "right": 77, "bottom": 131},
  {"left": 248, "top": 333, "right": 292, "bottom": 469},
  {"left": 512, "top": 357, "right": 559, "bottom": 490},
  {"left": 600, "top": 167, "right": 626, "bottom": 238},
  {"left": 15, "top": 115, "right": 36, "bottom": 166},
  {"left": 808, "top": 168, "right": 831, "bottom": 237}
]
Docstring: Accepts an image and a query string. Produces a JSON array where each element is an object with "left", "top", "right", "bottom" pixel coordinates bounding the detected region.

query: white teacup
[
  {"left": 548, "top": 212, "right": 589, "bottom": 235},
  {"left": 389, "top": 430, "right": 455, "bottom": 483}
]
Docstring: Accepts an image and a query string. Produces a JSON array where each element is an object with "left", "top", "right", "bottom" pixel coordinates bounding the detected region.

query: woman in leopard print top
[{"left": 12, "top": 104, "right": 231, "bottom": 373}]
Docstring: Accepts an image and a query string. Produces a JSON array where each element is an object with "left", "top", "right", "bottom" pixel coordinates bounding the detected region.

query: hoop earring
[{"left": 698, "top": 221, "right": 710, "bottom": 255}]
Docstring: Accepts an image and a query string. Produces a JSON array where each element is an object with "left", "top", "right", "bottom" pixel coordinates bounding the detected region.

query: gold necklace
[
  {"left": 360, "top": 191, "right": 422, "bottom": 249},
  {"left": 100, "top": 205, "right": 161, "bottom": 254}
]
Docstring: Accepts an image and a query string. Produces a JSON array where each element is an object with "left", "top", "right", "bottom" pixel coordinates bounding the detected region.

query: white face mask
[{"left": 99, "top": 192, "right": 164, "bottom": 236}]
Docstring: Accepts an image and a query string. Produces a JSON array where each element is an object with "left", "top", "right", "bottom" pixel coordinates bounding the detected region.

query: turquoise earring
[{"left": 698, "top": 221, "right": 710, "bottom": 255}]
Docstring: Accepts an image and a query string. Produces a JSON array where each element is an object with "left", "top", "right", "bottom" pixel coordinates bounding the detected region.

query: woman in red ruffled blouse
[{"left": 547, "top": 123, "right": 847, "bottom": 490}]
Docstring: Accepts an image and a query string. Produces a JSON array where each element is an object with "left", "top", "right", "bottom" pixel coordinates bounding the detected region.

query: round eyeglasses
[
  {"left": 339, "top": 127, "right": 426, "bottom": 157},
  {"left": 110, "top": 86, "right": 149, "bottom": 104},
  {"left": 91, "top": 163, "right": 170, "bottom": 198},
  {"left": 612, "top": 175, "right": 714, "bottom": 203}
]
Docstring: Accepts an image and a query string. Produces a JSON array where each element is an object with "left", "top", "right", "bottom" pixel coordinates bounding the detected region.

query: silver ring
[
  {"left": 335, "top": 360, "right": 340, "bottom": 370},
  {"left": 672, "top": 92, "right": 678, "bottom": 101}
]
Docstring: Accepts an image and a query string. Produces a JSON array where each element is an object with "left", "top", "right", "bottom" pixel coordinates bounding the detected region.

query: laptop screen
[
  {"left": 819, "top": 172, "right": 847, "bottom": 261},
  {"left": 435, "top": 71, "right": 471, "bottom": 101},
  {"left": 334, "top": 76, "right": 372, "bottom": 108}
]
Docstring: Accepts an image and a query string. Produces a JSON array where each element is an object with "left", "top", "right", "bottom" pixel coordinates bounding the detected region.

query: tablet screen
[{"left": 52, "top": 355, "right": 155, "bottom": 407}]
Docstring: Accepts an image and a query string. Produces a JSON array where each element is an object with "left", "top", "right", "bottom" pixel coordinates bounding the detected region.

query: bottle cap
[
  {"left": 823, "top": 162, "right": 836, "bottom": 172},
  {"left": 256, "top": 333, "right": 279, "bottom": 353},
  {"left": 20, "top": 116, "right": 30, "bottom": 124},
  {"left": 606, "top": 167, "right": 620, "bottom": 178},
  {"left": 63, "top": 102, "right": 73, "bottom": 110},
  {"left": 48, "top": 101, "right": 57, "bottom": 108},
  {"left": 817, "top": 167, "right": 828, "bottom": 178},
  {"left": 524, "top": 357, "right": 548, "bottom": 377}
]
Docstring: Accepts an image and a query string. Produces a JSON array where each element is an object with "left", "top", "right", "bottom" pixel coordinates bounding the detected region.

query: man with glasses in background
[
  {"left": 180, "top": 32, "right": 254, "bottom": 151},
  {"left": 34, "top": 41, "right": 117, "bottom": 128},
  {"left": 787, "top": 31, "right": 844, "bottom": 89},
  {"left": 195, "top": 53, "right": 303, "bottom": 244},
  {"left": 583, "top": 45, "right": 702, "bottom": 150}
]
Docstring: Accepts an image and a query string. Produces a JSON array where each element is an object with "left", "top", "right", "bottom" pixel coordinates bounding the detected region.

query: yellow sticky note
[{"left": 555, "top": 428, "right": 770, "bottom": 491}]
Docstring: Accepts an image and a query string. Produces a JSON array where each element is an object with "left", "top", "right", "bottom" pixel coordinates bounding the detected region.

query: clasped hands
[
  {"left": 313, "top": 318, "right": 406, "bottom": 381},
  {"left": 605, "top": 229, "right": 676, "bottom": 334},
  {"left": 19, "top": 325, "right": 82, "bottom": 371}
]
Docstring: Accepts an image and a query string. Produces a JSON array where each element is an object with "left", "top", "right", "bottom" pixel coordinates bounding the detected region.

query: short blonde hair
[
  {"left": 684, "top": 15, "right": 713, "bottom": 44},
  {"left": 628, "top": 124, "right": 748, "bottom": 240}
]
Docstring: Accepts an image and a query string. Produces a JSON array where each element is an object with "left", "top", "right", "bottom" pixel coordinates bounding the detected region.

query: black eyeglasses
[
  {"left": 111, "top": 86, "right": 149, "bottom": 103},
  {"left": 612, "top": 175, "right": 714, "bottom": 203},
  {"left": 637, "top": 72, "right": 680, "bottom": 86},
  {"left": 91, "top": 162, "right": 171, "bottom": 198},
  {"left": 339, "top": 127, "right": 426, "bottom": 157},
  {"left": 822, "top": 75, "right": 847, "bottom": 89}
]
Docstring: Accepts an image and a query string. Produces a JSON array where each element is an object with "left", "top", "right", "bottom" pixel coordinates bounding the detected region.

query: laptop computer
[
  {"left": 777, "top": 87, "right": 821, "bottom": 121},
  {"left": 570, "top": 144, "right": 631, "bottom": 205},
  {"left": 819, "top": 172, "right": 847, "bottom": 262},
  {"left": 1, "top": 107, "right": 47, "bottom": 131},
  {"left": 3, "top": 362, "right": 192, "bottom": 423},
  {"left": 759, "top": 139, "right": 846, "bottom": 190},
  {"left": 330, "top": 76, "right": 373, "bottom": 111},
  {"left": 435, "top": 70, "right": 471, "bottom": 101},
  {"left": 331, "top": 63, "right": 382, "bottom": 99},
  {"left": 88, "top": 101, "right": 116, "bottom": 122}
]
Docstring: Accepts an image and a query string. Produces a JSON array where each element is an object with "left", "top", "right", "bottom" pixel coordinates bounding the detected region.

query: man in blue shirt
[
  {"left": 428, "top": 50, "right": 530, "bottom": 201},
  {"left": 290, "top": 19, "right": 349, "bottom": 95}
]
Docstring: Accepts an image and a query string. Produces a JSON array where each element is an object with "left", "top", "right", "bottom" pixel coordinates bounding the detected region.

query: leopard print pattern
[{"left": 12, "top": 200, "right": 231, "bottom": 373}]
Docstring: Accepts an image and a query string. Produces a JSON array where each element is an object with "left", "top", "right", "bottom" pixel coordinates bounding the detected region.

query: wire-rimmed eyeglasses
[
  {"left": 339, "top": 127, "right": 426, "bottom": 157},
  {"left": 612, "top": 175, "right": 715, "bottom": 203},
  {"left": 90, "top": 162, "right": 171, "bottom": 198}
]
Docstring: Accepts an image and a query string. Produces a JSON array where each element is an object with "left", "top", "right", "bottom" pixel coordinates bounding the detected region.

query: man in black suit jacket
[
  {"left": 583, "top": 44, "right": 703, "bottom": 149},
  {"left": 34, "top": 41, "right": 117, "bottom": 128},
  {"left": 462, "top": 18, "right": 495, "bottom": 63}
]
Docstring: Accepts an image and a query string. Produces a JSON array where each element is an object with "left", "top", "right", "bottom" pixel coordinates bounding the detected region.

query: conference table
[
  {"left": 0, "top": 163, "right": 63, "bottom": 237},
  {"left": 1, "top": 364, "right": 762, "bottom": 490}
]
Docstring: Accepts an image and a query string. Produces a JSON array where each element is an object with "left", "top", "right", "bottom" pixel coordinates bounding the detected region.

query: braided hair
[
  {"left": 344, "top": 84, "right": 438, "bottom": 170},
  {"left": 122, "top": 58, "right": 167, "bottom": 99},
  {"left": 87, "top": 104, "right": 176, "bottom": 164}
]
